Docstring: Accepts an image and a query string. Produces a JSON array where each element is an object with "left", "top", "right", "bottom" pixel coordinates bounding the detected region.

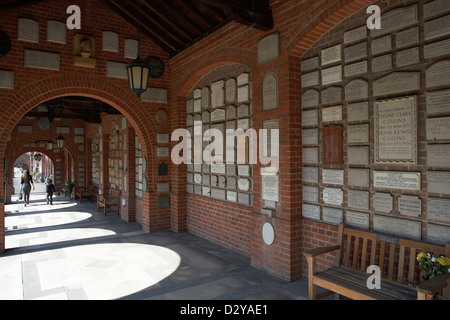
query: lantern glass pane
[{"left": 132, "top": 66, "right": 142, "bottom": 89}]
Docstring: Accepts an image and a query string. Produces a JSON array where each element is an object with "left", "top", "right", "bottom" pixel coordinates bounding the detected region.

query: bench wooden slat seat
[
  {"left": 97, "top": 188, "right": 121, "bottom": 215},
  {"left": 304, "top": 223, "right": 450, "bottom": 300},
  {"left": 75, "top": 185, "right": 98, "bottom": 204}
]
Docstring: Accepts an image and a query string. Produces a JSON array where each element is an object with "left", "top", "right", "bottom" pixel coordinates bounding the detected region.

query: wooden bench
[
  {"left": 304, "top": 223, "right": 450, "bottom": 300},
  {"left": 75, "top": 185, "right": 98, "bottom": 204},
  {"left": 97, "top": 188, "right": 121, "bottom": 215}
]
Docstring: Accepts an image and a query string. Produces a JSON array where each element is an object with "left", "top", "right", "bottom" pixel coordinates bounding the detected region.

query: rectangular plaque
[
  {"left": 373, "top": 215, "right": 421, "bottom": 240},
  {"left": 322, "top": 105, "right": 342, "bottom": 123},
  {"left": 426, "top": 89, "right": 450, "bottom": 116},
  {"left": 302, "top": 89, "right": 319, "bottom": 108},
  {"left": 322, "top": 169, "right": 344, "bottom": 185},
  {"left": 302, "top": 147, "right": 318, "bottom": 164},
  {"left": 372, "top": 54, "right": 392, "bottom": 73},
  {"left": 262, "top": 174, "right": 279, "bottom": 202},
  {"left": 348, "top": 190, "right": 369, "bottom": 210},
  {"left": 373, "top": 171, "right": 421, "bottom": 191},
  {"left": 301, "top": 71, "right": 319, "bottom": 88},
  {"left": 396, "top": 27, "right": 419, "bottom": 49},
  {"left": 347, "top": 102, "right": 369, "bottom": 122},
  {"left": 396, "top": 47, "right": 419, "bottom": 67},
  {"left": 211, "top": 80, "right": 224, "bottom": 108},
  {"left": 345, "top": 79, "right": 368, "bottom": 101},
  {"left": 323, "top": 125, "right": 343, "bottom": 165},
  {"left": 323, "top": 207, "right": 343, "bottom": 224},
  {"left": 344, "top": 26, "right": 367, "bottom": 44},
  {"left": 373, "top": 72, "right": 420, "bottom": 96},
  {"left": 424, "top": 0, "right": 450, "bottom": 19},
  {"left": 424, "top": 39, "right": 450, "bottom": 59},
  {"left": 124, "top": 38, "right": 138, "bottom": 59},
  {"left": 18, "top": 18, "right": 39, "bottom": 43},
  {"left": 302, "top": 128, "right": 318, "bottom": 145},
  {"left": 102, "top": 31, "right": 119, "bottom": 52},
  {"left": 321, "top": 44, "right": 341, "bottom": 66},
  {"left": 347, "top": 146, "right": 369, "bottom": 165},
  {"left": 227, "top": 190, "right": 237, "bottom": 202},
  {"left": 344, "top": 61, "right": 367, "bottom": 77},
  {"left": 348, "top": 169, "right": 369, "bottom": 188},
  {"left": 323, "top": 187, "right": 343, "bottom": 205},
  {"left": 347, "top": 124, "right": 369, "bottom": 144},
  {"left": 345, "top": 210, "right": 369, "bottom": 229},
  {"left": 427, "top": 144, "right": 450, "bottom": 167},
  {"left": 427, "top": 224, "right": 450, "bottom": 246},
  {"left": 371, "top": 5, "right": 418, "bottom": 37},
  {"left": 321, "top": 87, "right": 342, "bottom": 105},
  {"left": 398, "top": 195, "right": 421, "bottom": 217},
  {"left": 142, "top": 88, "right": 168, "bottom": 104},
  {"left": 374, "top": 96, "right": 417, "bottom": 164},
  {"left": 426, "top": 60, "right": 450, "bottom": 88},
  {"left": 371, "top": 35, "right": 391, "bottom": 55},
  {"left": 0, "top": 70, "right": 14, "bottom": 89},
  {"left": 302, "top": 166, "right": 318, "bottom": 183},
  {"left": 424, "top": 14, "right": 450, "bottom": 40},
  {"left": 157, "top": 147, "right": 169, "bottom": 157},
  {"left": 106, "top": 61, "right": 128, "bottom": 79},
  {"left": 302, "top": 109, "right": 318, "bottom": 127},
  {"left": 303, "top": 185, "right": 318, "bottom": 202},
  {"left": 47, "top": 20, "right": 66, "bottom": 44},
  {"left": 301, "top": 57, "right": 319, "bottom": 72},
  {"left": 24, "top": 50, "right": 60, "bottom": 71},
  {"left": 344, "top": 41, "right": 367, "bottom": 62},
  {"left": 426, "top": 117, "right": 450, "bottom": 140},
  {"left": 321, "top": 65, "right": 342, "bottom": 85},
  {"left": 237, "top": 85, "right": 249, "bottom": 103},
  {"left": 258, "top": 33, "right": 280, "bottom": 64},
  {"left": 157, "top": 182, "right": 170, "bottom": 193},
  {"left": 373, "top": 192, "right": 393, "bottom": 213},
  {"left": 427, "top": 198, "right": 450, "bottom": 223},
  {"left": 302, "top": 203, "right": 320, "bottom": 220},
  {"left": 427, "top": 171, "right": 450, "bottom": 195}
]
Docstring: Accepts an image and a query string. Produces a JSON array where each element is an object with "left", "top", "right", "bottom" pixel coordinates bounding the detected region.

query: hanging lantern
[
  {"left": 34, "top": 153, "right": 42, "bottom": 161},
  {"left": 126, "top": 55, "right": 149, "bottom": 98},
  {"left": 56, "top": 135, "right": 65, "bottom": 149},
  {"left": 46, "top": 140, "right": 54, "bottom": 151}
]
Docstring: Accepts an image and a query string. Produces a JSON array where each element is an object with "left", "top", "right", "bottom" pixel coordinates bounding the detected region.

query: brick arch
[{"left": 286, "top": 0, "right": 375, "bottom": 57}]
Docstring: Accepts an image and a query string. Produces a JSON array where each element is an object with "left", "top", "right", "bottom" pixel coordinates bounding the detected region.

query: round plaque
[
  {"left": 37, "top": 117, "right": 51, "bottom": 130},
  {"left": 78, "top": 144, "right": 85, "bottom": 152},
  {"left": 156, "top": 108, "right": 167, "bottom": 123},
  {"left": 145, "top": 56, "right": 164, "bottom": 78},
  {"left": 143, "top": 156, "right": 147, "bottom": 173},
  {"left": 0, "top": 30, "right": 12, "bottom": 57},
  {"left": 262, "top": 222, "right": 275, "bottom": 245}
]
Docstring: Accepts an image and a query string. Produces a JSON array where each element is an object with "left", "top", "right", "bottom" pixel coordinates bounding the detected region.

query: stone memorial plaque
[
  {"left": 211, "top": 188, "right": 226, "bottom": 201},
  {"left": 258, "top": 33, "right": 279, "bottom": 64},
  {"left": 302, "top": 89, "right": 320, "bottom": 108},
  {"left": 322, "top": 65, "right": 342, "bottom": 85},
  {"left": 347, "top": 102, "right": 369, "bottom": 122},
  {"left": 396, "top": 27, "right": 419, "bottom": 49},
  {"left": 194, "top": 88, "right": 202, "bottom": 99},
  {"left": 227, "top": 191, "right": 237, "bottom": 202},
  {"left": 186, "top": 99, "right": 193, "bottom": 113},
  {"left": 47, "top": 20, "right": 66, "bottom": 44},
  {"left": 373, "top": 171, "right": 421, "bottom": 191},
  {"left": 348, "top": 190, "right": 369, "bottom": 210},
  {"left": 323, "top": 207, "right": 344, "bottom": 224},
  {"left": 237, "top": 85, "right": 249, "bottom": 102},
  {"left": 263, "top": 73, "right": 278, "bottom": 110},
  {"left": 322, "top": 169, "right": 344, "bottom": 185},
  {"left": 371, "top": 5, "right": 418, "bottom": 37},
  {"left": 426, "top": 117, "right": 450, "bottom": 140},
  {"left": 424, "top": 14, "right": 450, "bottom": 40},
  {"left": 24, "top": 50, "right": 60, "bottom": 71},
  {"left": 237, "top": 73, "right": 249, "bottom": 86},
  {"left": 322, "top": 105, "right": 342, "bottom": 123},
  {"left": 345, "top": 61, "right": 367, "bottom": 78},
  {"left": 157, "top": 182, "right": 170, "bottom": 193},
  {"left": 225, "top": 78, "right": 236, "bottom": 102},
  {"left": 211, "top": 109, "right": 225, "bottom": 122},
  {"left": 303, "top": 185, "right": 318, "bottom": 202},
  {"left": 301, "top": 71, "right": 319, "bottom": 88},
  {"left": 106, "top": 61, "right": 127, "bottom": 79},
  {"left": 210, "top": 163, "right": 226, "bottom": 174},
  {"left": 424, "top": 39, "right": 450, "bottom": 59},
  {"left": 372, "top": 54, "right": 392, "bottom": 73},
  {"left": 0, "top": 70, "right": 14, "bottom": 89},
  {"left": 218, "top": 176, "right": 226, "bottom": 188},
  {"left": 345, "top": 211, "right": 369, "bottom": 229},
  {"left": 302, "top": 128, "right": 318, "bottom": 145},
  {"left": 225, "top": 106, "right": 236, "bottom": 120},
  {"left": 301, "top": 57, "right": 319, "bottom": 72},
  {"left": 202, "top": 186, "right": 211, "bottom": 196},
  {"left": 157, "top": 147, "right": 169, "bottom": 157},
  {"left": 427, "top": 144, "right": 450, "bottom": 167},
  {"left": 344, "top": 26, "right": 367, "bottom": 44},
  {"left": 238, "top": 192, "right": 250, "bottom": 205},
  {"left": 373, "top": 215, "right": 421, "bottom": 240},
  {"left": 302, "top": 147, "right": 318, "bottom": 164},
  {"left": 424, "top": 0, "right": 450, "bottom": 19},
  {"left": 345, "top": 79, "right": 368, "bottom": 101},
  {"left": 347, "top": 146, "right": 370, "bottom": 165},
  {"left": 323, "top": 187, "right": 343, "bottom": 205},
  {"left": 344, "top": 41, "right": 367, "bottom": 62},
  {"left": 18, "top": 18, "right": 39, "bottom": 43},
  {"left": 321, "top": 44, "right": 341, "bottom": 66},
  {"left": 323, "top": 125, "right": 343, "bottom": 165},
  {"left": 398, "top": 195, "right": 421, "bottom": 217},
  {"left": 348, "top": 169, "right": 369, "bottom": 188},
  {"left": 347, "top": 124, "right": 369, "bottom": 144},
  {"left": 396, "top": 47, "right": 419, "bottom": 67},
  {"left": 428, "top": 171, "right": 450, "bottom": 195},
  {"left": 210, "top": 175, "right": 218, "bottom": 186},
  {"left": 157, "top": 133, "right": 169, "bottom": 144},
  {"left": 321, "top": 86, "right": 341, "bottom": 105},
  {"left": 237, "top": 165, "right": 250, "bottom": 176},
  {"left": 373, "top": 192, "right": 393, "bottom": 213},
  {"left": 202, "top": 87, "right": 210, "bottom": 109},
  {"left": 157, "top": 196, "right": 169, "bottom": 208},
  {"left": 302, "top": 166, "right": 318, "bottom": 183},
  {"left": 427, "top": 60, "right": 450, "bottom": 88},
  {"left": 427, "top": 198, "right": 450, "bottom": 223},
  {"left": 302, "top": 109, "right": 318, "bottom": 127},
  {"left": 427, "top": 224, "right": 450, "bottom": 245},
  {"left": 194, "top": 185, "right": 202, "bottom": 195},
  {"left": 238, "top": 178, "right": 250, "bottom": 191},
  {"left": 142, "top": 88, "right": 168, "bottom": 103},
  {"left": 371, "top": 36, "right": 391, "bottom": 55},
  {"left": 211, "top": 80, "right": 224, "bottom": 108},
  {"left": 373, "top": 72, "right": 420, "bottom": 96},
  {"left": 102, "top": 31, "right": 119, "bottom": 52},
  {"left": 186, "top": 115, "right": 193, "bottom": 126},
  {"left": 237, "top": 104, "right": 249, "bottom": 118},
  {"left": 302, "top": 204, "right": 320, "bottom": 220},
  {"left": 124, "top": 38, "right": 138, "bottom": 59},
  {"left": 374, "top": 96, "right": 417, "bottom": 164},
  {"left": 262, "top": 174, "right": 279, "bottom": 202},
  {"left": 237, "top": 118, "right": 249, "bottom": 130},
  {"left": 201, "top": 111, "right": 210, "bottom": 123}
]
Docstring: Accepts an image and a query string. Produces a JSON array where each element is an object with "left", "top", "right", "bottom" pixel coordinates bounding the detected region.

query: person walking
[
  {"left": 46, "top": 178, "right": 56, "bottom": 205},
  {"left": 21, "top": 169, "right": 35, "bottom": 206}
]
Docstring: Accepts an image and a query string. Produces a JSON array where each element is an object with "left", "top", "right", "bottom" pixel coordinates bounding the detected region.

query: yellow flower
[
  {"left": 437, "top": 257, "right": 450, "bottom": 266},
  {"left": 417, "top": 252, "right": 427, "bottom": 262}
]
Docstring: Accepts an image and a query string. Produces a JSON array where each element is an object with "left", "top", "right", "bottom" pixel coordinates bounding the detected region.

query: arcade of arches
[{"left": 1, "top": 0, "right": 450, "bottom": 282}]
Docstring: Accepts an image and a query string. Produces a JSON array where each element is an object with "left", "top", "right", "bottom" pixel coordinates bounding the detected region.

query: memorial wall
[{"left": 300, "top": 0, "right": 450, "bottom": 245}]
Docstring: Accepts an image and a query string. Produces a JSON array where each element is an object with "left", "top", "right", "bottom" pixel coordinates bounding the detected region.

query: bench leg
[
  {"left": 418, "top": 292, "right": 434, "bottom": 300},
  {"left": 306, "top": 256, "right": 317, "bottom": 300}
]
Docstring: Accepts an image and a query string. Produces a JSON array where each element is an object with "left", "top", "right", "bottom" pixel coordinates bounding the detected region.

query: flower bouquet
[{"left": 416, "top": 252, "right": 450, "bottom": 280}]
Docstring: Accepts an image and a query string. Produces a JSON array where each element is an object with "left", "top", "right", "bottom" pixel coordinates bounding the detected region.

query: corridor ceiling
[{"left": 0, "top": 0, "right": 273, "bottom": 57}]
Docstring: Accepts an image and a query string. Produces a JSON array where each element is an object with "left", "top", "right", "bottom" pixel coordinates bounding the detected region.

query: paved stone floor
[{"left": 1, "top": 181, "right": 318, "bottom": 300}]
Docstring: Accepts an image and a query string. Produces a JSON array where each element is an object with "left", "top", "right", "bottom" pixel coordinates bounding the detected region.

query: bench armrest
[
  {"left": 416, "top": 273, "right": 450, "bottom": 296},
  {"left": 304, "top": 245, "right": 341, "bottom": 258}
]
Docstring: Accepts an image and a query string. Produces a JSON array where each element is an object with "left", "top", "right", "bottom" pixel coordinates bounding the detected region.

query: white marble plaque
[
  {"left": 371, "top": 5, "right": 418, "bottom": 37},
  {"left": 157, "top": 133, "right": 169, "bottom": 144},
  {"left": 372, "top": 54, "right": 392, "bottom": 73},
  {"left": 345, "top": 79, "right": 368, "bottom": 101},
  {"left": 373, "top": 171, "right": 421, "bottom": 191},
  {"left": 424, "top": 0, "right": 450, "bottom": 19},
  {"left": 47, "top": 20, "right": 66, "bottom": 44},
  {"left": 344, "top": 26, "right": 367, "bottom": 44},
  {"left": 321, "top": 86, "right": 342, "bottom": 105},
  {"left": 18, "top": 18, "right": 39, "bottom": 43},
  {"left": 237, "top": 73, "right": 249, "bottom": 86},
  {"left": 374, "top": 96, "right": 417, "bottom": 164},
  {"left": 258, "top": 33, "right": 279, "bottom": 64},
  {"left": 186, "top": 99, "right": 193, "bottom": 113},
  {"left": 322, "top": 105, "right": 342, "bottom": 123},
  {"left": 301, "top": 57, "right": 319, "bottom": 72},
  {"left": 227, "top": 190, "right": 237, "bottom": 202},
  {"left": 371, "top": 36, "right": 391, "bottom": 55},
  {"left": 262, "top": 174, "right": 278, "bottom": 202},
  {"left": 102, "top": 31, "right": 119, "bottom": 52},
  {"left": 106, "top": 61, "right": 128, "bottom": 79},
  {"left": 427, "top": 224, "right": 450, "bottom": 245},
  {"left": 301, "top": 71, "right": 319, "bottom": 88},
  {"left": 202, "top": 87, "right": 210, "bottom": 109},
  {"left": 396, "top": 27, "right": 419, "bottom": 49},
  {"left": 345, "top": 210, "right": 369, "bottom": 229},
  {"left": 303, "top": 185, "right": 318, "bottom": 203},
  {"left": 347, "top": 146, "right": 370, "bottom": 165},
  {"left": 322, "top": 65, "right": 342, "bottom": 85},
  {"left": 302, "top": 109, "right": 318, "bottom": 127},
  {"left": 302, "top": 128, "right": 318, "bottom": 145},
  {"left": 321, "top": 44, "right": 341, "bottom": 66},
  {"left": 302, "top": 166, "right": 318, "bottom": 184},
  {"left": 426, "top": 117, "right": 450, "bottom": 140},
  {"left": 426, "top": 60, "right": 450, "bottom": 88},
  {"left": 428, "top": 171, "right": 450, "bottom": 195},
  {"left": 373, "top": 72, "right": 420, "bottom": 96},
  {"left": 427, "top": 198, "right": 450, "bottom": 222},
  {"left": 424, "top": 39, "right": 450, "bottom": 59},
  {"left": 124, "top": 38, "right": 138, "bottom": 59},
  {"left": 373, "top": 192, "right": 393, "bottom": 213},
  {"left": 323, "top": 207, "right": 343, "bottom": 224},
  {"left": 237, "top": 85, "right": 249, "bottom": 103},
  {"left": 263, "top": 73, "right": 278, "bottom": 110},
  {"left": 24, "top": 50, "right": 60, "bottom": 71},
  {"left": 211, "top": 80, "right": 224, "bottom": 108},
  {"left": 398, "top": 195, "right": 421, "bottom": 217},
  {"left": 427, "top": 144, "right": 450, "bottom": 167},
  {"left": 0, "top": 70, "right": 14, "bottom": 89},
  {"left": 373, "top": 215, "right": 421, "bottom": 240},
  {"left": 302, "top": 204, "right": 320, "bottom": 220},
  {"left": 302, "top": 147, "right": 318, "bottom": 164},
  {"left": 323, "top": 187, "right": 343, "bottom": 205},
  {"left": 302, "top": 89, "right": 320, "bottom": 108},
  {"left": 345, "top": 61, "right": 367, "bottom": 77},
  {"left": 225, "top": 78, "right": 236, "bottom": 103},
  {"left": 348, "top": 190, "right": 369, "bottom": 210},
  {"left": 238, "top": 178, "right": 250, "bottom": 191},
  {"left": 347, "top": 102, "right": 369, "bottom": 122},
  {"left": 347, "top": 124, "right": 369, "bottom": 144},
  {"left": 322, "top": 169, "right": 344, "bottom": 185},
  {"left": 344, "top": 41, "right": 367, "bottom": 62},
  {"left": 396, "top": 47, "right": 419, "bottom": 67},
  {"left": 348, "top": 169, "right": 369, "bottom": 188},
  {"left": 211, "top": 109, "right": 225, "bottom": 122},
  {"left": 157, "top": 147, "right": 169, "bottom": 157},
  {"left": 424, "top": 14, "right": 450, "bottom": 40},
  {"left": 157, "top": 182, "right": 170, "bottom": 193}
]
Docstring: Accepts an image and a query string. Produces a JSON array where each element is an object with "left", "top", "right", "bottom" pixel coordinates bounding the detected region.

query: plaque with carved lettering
[{"left": 323, "top": 125, "right": 343, "bottom": 165}]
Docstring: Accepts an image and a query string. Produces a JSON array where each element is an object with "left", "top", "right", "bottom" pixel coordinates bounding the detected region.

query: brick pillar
[
  {"left": 100, "top": 132, "right": 109, "bottom": 196},
  {"left": 121, "top": 124, "right": 136, "bottom": 222}
]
